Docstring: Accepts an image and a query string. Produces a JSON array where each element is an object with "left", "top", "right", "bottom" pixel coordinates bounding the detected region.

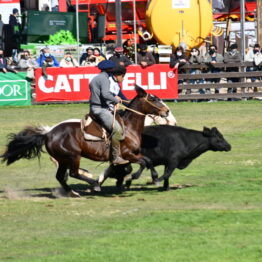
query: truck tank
[{"left": 146, "top": 0, "right": 213, "bottom": 49}]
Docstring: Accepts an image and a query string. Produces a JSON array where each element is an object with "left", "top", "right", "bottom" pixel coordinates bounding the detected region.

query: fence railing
[{"left": 176, "top": 62, "right": 262, "bottom": 101}]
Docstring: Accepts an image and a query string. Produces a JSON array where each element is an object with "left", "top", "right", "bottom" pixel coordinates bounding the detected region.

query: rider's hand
[
  {"left": 115, "top": 103, "right": 120, "bottom": 110},
  {"left": 115, "top": 96, "right": 122, "bottom": 103}
]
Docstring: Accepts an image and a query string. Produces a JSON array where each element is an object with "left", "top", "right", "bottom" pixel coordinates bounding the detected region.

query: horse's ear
[{"left": 135, "top": 84, "right": 147, "bottom": 97}]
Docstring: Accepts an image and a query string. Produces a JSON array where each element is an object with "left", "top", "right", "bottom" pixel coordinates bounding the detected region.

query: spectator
[
  {"left": 0, "top": 49, "right": 17, "bottom": 73},
  {"left": 224, "top": 43, "right": 241, "bottom": 99},
  {"left": 245, "top": 43, "right": 262, "bottom": 84},
  {"left": 18, "top": 50, "right": 38, "bottom": 80},
  {"left": 9, "top": 8, "right": 21, "bottom": 63},
  {"left": 79, "top": 47, "right": 94, "bottom": 65},
  {"left": 109, "top": 47, "right": 132, "bottom": 67},
  {"left": 42, "top": 56, "right": 55, "bottom": 78},
  {"left": 81, "top": 54, "right": 96, "bottom": 67},
  {"left": 93, "top": 47, "right": 105, "bottom": 65},
  {"left": 170, "top": 46, "right": 187, "bottom": 92},
  {"left": 137, "top": 44, "right": 156, "bottom": 68},
  {"left": 59, "top": 52, "right": 79, "bottom": 67},
  {"left": 123, "top": 39, "right": 135, "bottom": 63},
  {"left": 170, "top": 46, "right": 187, "bottom": 70},
  {"left": 188, "top": 47, "right": 205, "bottom": 95},
  {"left": 203, "top": 44, "right": 224, "bottom": 95},
  {"left": 37, "top": 47, "right": 59, "bottom": 67},
  {"left": 0, "top": 14, "right": 4, "bottom": 49}
]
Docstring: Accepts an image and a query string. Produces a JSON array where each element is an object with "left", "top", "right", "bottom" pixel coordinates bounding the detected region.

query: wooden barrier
[{"left": 177, "top": 62, "right": 262, "bottom": 101}]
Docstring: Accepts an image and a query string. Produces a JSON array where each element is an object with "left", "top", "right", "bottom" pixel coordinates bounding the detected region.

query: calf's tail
[{"left": 0, "top": 126, "right": 49, "bottom": 165}]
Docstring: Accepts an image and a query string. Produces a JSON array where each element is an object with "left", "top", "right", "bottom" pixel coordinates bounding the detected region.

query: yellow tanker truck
[{"left": 145, "top": 0, "right": 213, "bottom": 49}]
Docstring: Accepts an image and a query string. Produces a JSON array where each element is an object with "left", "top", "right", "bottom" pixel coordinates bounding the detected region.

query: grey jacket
[
  {"left": 18, "top": 58, "right": 39, "bottom": 69},
  {"left": 89, "top": 71, "right": 119, "bottom": 108}
]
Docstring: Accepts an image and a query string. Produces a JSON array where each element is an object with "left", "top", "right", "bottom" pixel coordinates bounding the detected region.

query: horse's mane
[{"left": 121, "top": 94, "right": 138, "bottom": 117}]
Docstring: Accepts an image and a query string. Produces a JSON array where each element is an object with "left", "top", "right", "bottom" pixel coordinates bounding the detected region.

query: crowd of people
[{"left": 1, "top": 26, "right": 262, "bottom": 100}]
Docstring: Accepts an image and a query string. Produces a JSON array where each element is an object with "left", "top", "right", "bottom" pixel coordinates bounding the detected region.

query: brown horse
[{"left": 1, "top": 87, "right": 169, "bottom": 197}]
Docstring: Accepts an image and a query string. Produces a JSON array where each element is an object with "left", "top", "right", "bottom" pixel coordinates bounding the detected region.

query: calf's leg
[{"left": 156, "top": 164, "right": 176, "bottom": 190}]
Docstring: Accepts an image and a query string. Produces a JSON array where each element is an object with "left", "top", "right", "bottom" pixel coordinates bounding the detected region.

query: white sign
[
  {"left": 0, "top": 3, "right": 20, "bottom": 24},
  {"left": 172, "top": 0, "right": 190, "bottom": 9}
]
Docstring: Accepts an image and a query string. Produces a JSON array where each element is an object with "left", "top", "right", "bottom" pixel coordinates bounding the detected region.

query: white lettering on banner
[
  {"left": 135, "top": 73, "right": 148, "bottom": 90},
  {"left": 123, "top": 72, "right": 168, "bottom": 90},
  {"left": 38, "top": 74, "right": 98, "bottom": 93},
  {"left": 83, "top": 74, "right": 97, "bottom": 83},
  {"left": 0, "top": 84, "right": 22, "bottom": 96},
  {"left": 39, "top": 75, "right": 54, "bottom": 93},
  {"left": 69, "top": 75, "right": 83, "bottom": 92},
  {"left": 122, "top": 73, "right": 135, "bottom": 90},
  {"left": 160, "top": 72, "right": 167, "bottom": 89},
  {"left": 55, "top": 75, "right": 71, "bottom": 92}
]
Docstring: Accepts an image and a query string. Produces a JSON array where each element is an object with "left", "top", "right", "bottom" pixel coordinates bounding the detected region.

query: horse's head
[{"left": 134, "top": 85, "right": 169, "bottom": 117}]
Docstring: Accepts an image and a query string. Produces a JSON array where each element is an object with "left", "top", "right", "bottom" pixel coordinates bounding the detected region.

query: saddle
[{"left": 81, "top": 113, "right": 125, "bottom": 142}]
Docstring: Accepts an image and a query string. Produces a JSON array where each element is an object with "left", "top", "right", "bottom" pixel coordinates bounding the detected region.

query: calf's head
[{"left": 203, "top": 127, "right": 231, "bottom": 152}]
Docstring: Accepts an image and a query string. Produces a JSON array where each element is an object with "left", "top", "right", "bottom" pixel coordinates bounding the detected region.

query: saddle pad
[{"left": 81, "top": 115, "right": 108, "bottom": 141}]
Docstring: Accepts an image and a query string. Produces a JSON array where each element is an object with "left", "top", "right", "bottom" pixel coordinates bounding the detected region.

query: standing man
[
  {"left": 203, "top": 44, "right": 224, "bottom": 95},
  {"left": 9, "top": 8, "right": 21, "bottom": 63},
  {"left": 109, "top": 47, "right": 132, "bottom": 67},
  {"left": 89, "top": 60, "right": 129, "bottom": 165},
  {"left": 137, "top": 44, "right": 156, "bottom": 68},
  {"left": 0, "top": 14, "right": 4, "bottom": 49},
  {"left": 224, "top": 43, "right": 241, "bottom": 99}
]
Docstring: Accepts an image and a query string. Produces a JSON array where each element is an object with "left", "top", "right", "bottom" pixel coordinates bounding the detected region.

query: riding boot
[{"left": 111, "top": 137, "right": 129, "bottom": 165}]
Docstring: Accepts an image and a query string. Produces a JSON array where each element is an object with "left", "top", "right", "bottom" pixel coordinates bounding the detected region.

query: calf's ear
[
  {"left": 203, "top": 126, "right": 211, "bottom": 137},
  {"left": 135, "top": 84, "right": 147, "bottom": 97},
  {"left": 211, "top": 127, "right": 218, "bottom": 136}
]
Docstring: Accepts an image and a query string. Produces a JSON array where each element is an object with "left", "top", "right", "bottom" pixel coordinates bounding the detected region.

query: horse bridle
[
  {"left": 142, "top": 94, "right": 165, "bottom": 112},
  {"left": 120, "top": 94, "right": 165, "bottom": 116}
]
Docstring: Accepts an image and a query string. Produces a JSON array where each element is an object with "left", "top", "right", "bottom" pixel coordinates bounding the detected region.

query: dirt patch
[{"left": 3, "top": 186, "right": 27, "bottom": 200}]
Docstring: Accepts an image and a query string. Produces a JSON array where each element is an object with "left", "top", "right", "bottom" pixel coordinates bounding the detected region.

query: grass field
[{"left": 0, "top": 101, "right": 261, "bottom": 262}]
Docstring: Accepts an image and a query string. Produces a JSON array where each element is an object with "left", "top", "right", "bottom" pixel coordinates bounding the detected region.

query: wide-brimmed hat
[{"left": 98, "top": 60, "right": 116, "bottom": 70}]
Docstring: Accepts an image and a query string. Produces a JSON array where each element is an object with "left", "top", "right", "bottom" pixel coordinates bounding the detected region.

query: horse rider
[{"left": 89, "top": 60, "right": 129, "bottom": 165}]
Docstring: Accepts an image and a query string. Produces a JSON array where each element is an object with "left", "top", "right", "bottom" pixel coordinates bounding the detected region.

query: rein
[
  {"left": 120, "top": 94, "right": 164, "bottom": 116},
  {"left": 142, "top": 94, "right": 164, "bottom": 111},
  {"left": 119, "top": 103, "right": 145, "bottom": 116}
]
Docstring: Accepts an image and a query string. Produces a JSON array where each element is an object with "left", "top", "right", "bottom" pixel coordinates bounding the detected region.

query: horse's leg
[
  {"left": 69, "top": 156, "right": 101, "bottom": 192},
  {"left": 97, "top": 164, "right": 113, "bottom": 186},
  {"left": 55, "top": 162, "right": 78, "bottom": 197}
]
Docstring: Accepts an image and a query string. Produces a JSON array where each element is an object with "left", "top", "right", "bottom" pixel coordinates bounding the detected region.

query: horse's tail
[{"left": 0, "top": 126, "right": 50, "bottom": 165}]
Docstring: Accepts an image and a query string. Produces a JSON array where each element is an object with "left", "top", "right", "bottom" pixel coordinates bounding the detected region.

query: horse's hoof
[
  {"left": 154, "top": 180, "right": 161, "bottom": 187},
  {"left": 68, "top": 190, "right": 80, "bottom": 198},
  {"left": 93, "top": 185, "right": 101, "bottom": 192}
]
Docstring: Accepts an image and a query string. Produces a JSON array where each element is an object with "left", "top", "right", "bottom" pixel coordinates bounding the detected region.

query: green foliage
[
  {"left": 0, "top": 101, "right": 262, "bottom": 262},
  {"left": 44, "top": 30, "right": 77, "bottom": 45}
]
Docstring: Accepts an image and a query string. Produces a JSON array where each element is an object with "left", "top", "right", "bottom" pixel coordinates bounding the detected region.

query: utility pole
[
  {"left": 257, "top": 0, "right": 262, "bottom": 45},
  {"left": 115, "top": 0, "right": 122, "bottom": 47},
  {"left": 240, "top": 0, "right": 245, "bottom": 61}
]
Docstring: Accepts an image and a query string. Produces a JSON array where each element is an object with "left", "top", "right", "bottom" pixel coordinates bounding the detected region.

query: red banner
[
  {"left": 0, "top": 0, "right": 20, "bottom": 3},
  {"left": 35, "top": 65, "right": 178, "bottom": 103},
  {"left": 71, "top": 0, "right": 146, "bottom": 4}
]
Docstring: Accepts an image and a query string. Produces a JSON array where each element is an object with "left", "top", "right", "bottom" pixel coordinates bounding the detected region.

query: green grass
[{"left": 0, "top": 101, "right": 262, "bottom": 262}]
